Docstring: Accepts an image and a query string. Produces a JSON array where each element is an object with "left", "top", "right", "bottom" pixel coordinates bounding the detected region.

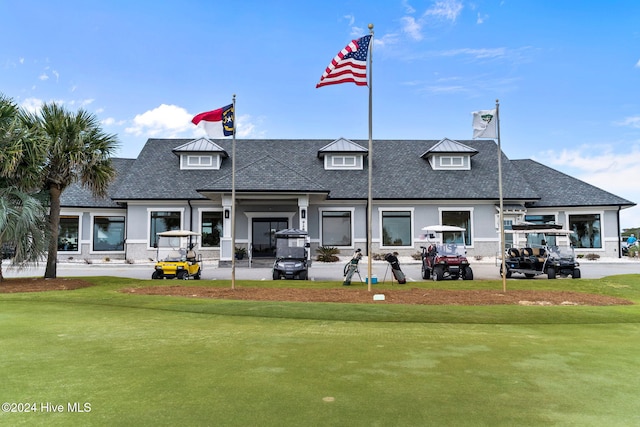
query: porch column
[
  {"left": 298, "top": 196, "right": 309, "bottom": 231},
  {"left": 220, "top": 195, "right": 233, "bottom": 260}
]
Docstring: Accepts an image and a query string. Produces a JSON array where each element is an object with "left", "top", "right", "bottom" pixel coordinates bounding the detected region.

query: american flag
[{"left": 316, "top": 35, "right": 372, "bottom": 88}]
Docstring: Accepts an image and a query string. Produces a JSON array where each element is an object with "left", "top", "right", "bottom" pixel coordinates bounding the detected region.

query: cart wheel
[
  {"left": 463, "top": 266, "right": 473, "bottom": 280},
  {"left": 152, "top": 271, "right": 161, "bottom": 280},
  {"left": 272, "top": 270, "right": 280, "bottom": 280},
  {"left": 177, "top": 271, "right": 187, "bottom": 280},
  {"left": 299, "top": 270, "right": 308, "bottom": 280},
  {"left": 194, "top": 268, "right": 201, "bottom": 280},
  {"left": 433, "top": 266, "right": 444, "bottom": 281},
  {"left": 547, "top": 267, "right": 557, "bottom": 279},
  {"left": 572, "top": 268, "right": 581, "bottom": 279}
]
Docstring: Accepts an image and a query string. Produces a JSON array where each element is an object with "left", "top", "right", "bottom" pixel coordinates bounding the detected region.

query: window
[
  {"left": 524, "top": 214, "right": 558, "bottom": 246},
  {"left": 201, "top": 211, "right": 223, "bottom": 247},
  {"left": 441, "top": 210, "right": 472, "bottom": 245},
  {"left": 382, "top": 211, "right": 412, "bottom": 247},
  {"left": 325, "top": 155, "right": 363, "bottom": 170},
  {"left": 568, "top": 214, "right": 601, "bottom": 248},
  {"left": 321, "top": 211, "right": 352, "bottom": 246},
  {"left": 59, "top": 216, "right": 79, "bottom": 251},
  {"left": 188, "top": 155, "right": 213, "bottom": 167},
  {"left": 180, "top": 154, "right": 220, "bottom": 170},
  {"left": 439, "top": 156, "right": 464, "bottom": 167},
  {"left": 93, "top": 216, "right": 125, "bottom": 251},
  {"left": 432, "top": 155, "right": 469, "bottom": 170},
  {"left": 150, "top": 211, "right": 181, "bottom": 247}
]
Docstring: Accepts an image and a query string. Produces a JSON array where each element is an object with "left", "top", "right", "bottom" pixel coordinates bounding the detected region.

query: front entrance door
[{"left": 252, "top": 218, "right": 288, "bottom": 257}]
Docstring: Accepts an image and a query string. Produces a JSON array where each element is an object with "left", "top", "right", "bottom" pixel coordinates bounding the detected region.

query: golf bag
[
  {"left": 384, "top": 252, "right": 406, "bottom": 284},
  {"left": 343, "top": 249, "right": 362, "bottom": 286}
]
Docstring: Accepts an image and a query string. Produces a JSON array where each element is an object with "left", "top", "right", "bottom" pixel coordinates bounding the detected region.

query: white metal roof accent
[
  {"left": 421, "top": 138, "right": 479, "bottom": 158},
  {"left": 172, "top": 138, "right": 229, "bottom": 157},
  {"left": 318, "top": 137, "right": 368, "bottom": 157}
]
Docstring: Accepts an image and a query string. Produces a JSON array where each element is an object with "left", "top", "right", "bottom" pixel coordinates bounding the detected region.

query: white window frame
[
  {"left": 433, "top": 155, "right": 470, "bottom": 170},
  {"left": 439, "top": 207, "right": 474, "bottom": 247},
  {"left": 180, "top": 154, "right": 220, "bottom": 170},
  {"left": 564, "top": 210, "right": 605, "bottom": 251},
  {"left": 147, "top": 208, "right": 185, "bottom": 249},
  {"left": 90, "top": 212, "right": 126, "bottom": 254},
  {"left": 324, "top": 154, "right": 363, "bottom": 170},
  {"left": 199, "top": 208, "right": 224, "bottom": 248},
  {"left": 319, "top": 207, "right": 355, "bottom": 248},
  {"left": 58, "top": 211, "right": 83, "bottom": 254},
  {"left": 379, "top": 208, "right": 415, "bottom": 249}
]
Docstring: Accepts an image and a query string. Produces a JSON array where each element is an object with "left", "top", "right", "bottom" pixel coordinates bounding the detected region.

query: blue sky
[{"left": 2, "top": 0, "right": 640, "bottom": 228}]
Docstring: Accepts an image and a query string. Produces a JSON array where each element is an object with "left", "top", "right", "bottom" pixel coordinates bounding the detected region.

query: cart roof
[
  {"left": 505, "top": 228, "right": 574, "bottom": 235},
  {"left": 421, "top": 225, "right": 466, "bottom": 233},
  {"left": 157, "top": 230, "right": 201, "bottom": 237},
  {"left": 507, "top": 223, "right": 572, "bottom": 235},
  {"left": 274, "top": 228, "right": 308, "bottom": 237}
]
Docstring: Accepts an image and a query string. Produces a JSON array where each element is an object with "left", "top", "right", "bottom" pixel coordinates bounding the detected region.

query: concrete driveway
[{"left": 4, "top": 258, "right": 640, "bottom": 282}]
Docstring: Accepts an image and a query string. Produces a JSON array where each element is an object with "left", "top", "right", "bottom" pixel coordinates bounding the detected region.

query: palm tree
[
  {"left": 0, "top": 187, "right": 49, "bottom": 281},
  {"left": 0, "top": 94, "right": 49, "bottom": 281},
  {"left": 21, "top": 102, "right": 119, "bottom": 278}
]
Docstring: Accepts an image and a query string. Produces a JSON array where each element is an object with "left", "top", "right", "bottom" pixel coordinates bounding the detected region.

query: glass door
[{"left": 252, "top": 218, "right": 288, "bottom": 257}]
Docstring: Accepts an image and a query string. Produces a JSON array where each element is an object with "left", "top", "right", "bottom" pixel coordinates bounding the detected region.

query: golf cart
[
  {"left": 501, "top": 224, "right": 581, "bottom": 279},
  {"left": 420, "top": 225, "right": 473, "bottom": 281},
  {"left": 152, "top": 230, "right": 202, "bottom": 280},
  {"left": 272, "top": 228, "right": 311, "bottom": 280}
]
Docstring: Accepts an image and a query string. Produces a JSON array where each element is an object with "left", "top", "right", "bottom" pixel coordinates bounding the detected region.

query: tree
[
  {"left": 0, "top": 94, "right": 49, "bottom": 281},
  {"left": 21, "top": 102, "right": 119, "bottom": 278}
]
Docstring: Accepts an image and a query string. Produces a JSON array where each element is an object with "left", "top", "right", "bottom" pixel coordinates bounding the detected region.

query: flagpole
[
  {"left": 366, "top": 23, "right": 374, "bottom": 292},
  {"left": 231, "top": 94, "right": 237, "bottom": 290},
  {"left": 496, "top": 99, "right": 506, "bottom": 293}
]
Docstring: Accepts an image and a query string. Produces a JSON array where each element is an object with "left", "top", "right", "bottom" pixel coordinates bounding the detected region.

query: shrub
[
  {"left": 585, "top": 253, "right": 600, "bottom": 261},
  {"left": 412, "top": 252, "right": 422, "bottom": 260},
  {"left": 316, "top": 246, "right": 340, "bottom": 262}
]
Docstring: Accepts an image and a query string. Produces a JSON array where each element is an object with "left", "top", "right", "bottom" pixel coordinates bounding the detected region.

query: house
[{"left": 58, "top": 137, "right": 635, "bottom": 262}]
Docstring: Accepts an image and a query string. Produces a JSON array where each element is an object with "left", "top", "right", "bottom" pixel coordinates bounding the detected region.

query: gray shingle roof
[
  {"left": 512, "top": 159, "right": 635, "bottom": 207},
  {"left": 110, "top": 138, "right": 542, "bottom": 201},
  {"left": 60, "top": 157, "right": 135, "bottom": 208},
  {"left": 93, "top": 138, "right": 632, "bottom": 210}
]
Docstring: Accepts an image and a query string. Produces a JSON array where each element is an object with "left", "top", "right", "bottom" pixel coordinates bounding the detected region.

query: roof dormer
[
  {"left": 173, "top": 138, "right": 229, "bottom": 170},
  {"left": 421, "top": 138, "right": 478, "bottom": 170},
  {"left": 317, "top": 137, "right": 368, "bottom": 170}
]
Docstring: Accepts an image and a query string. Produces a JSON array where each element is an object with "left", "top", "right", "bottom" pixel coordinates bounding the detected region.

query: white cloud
[
  {"left": 344, "top": 14, "right": 355, "bottom": 26},
  {"left": 439, "top": 47, "right": 507, "bottom": 59},
  {"left": 20, "top": 97, "right": 43, "bottom": 113},
  {"left": 125, "top": 104, "right": 193, "bottom": 137},
  {"left": 124, "top": 104, "right": 262, "bottom": 140},
  {"left": 635, "top": 59, "right": 640, "bottom": 68},
  {"left": 616, "top": 116, "right": 640, "bottom": 128},
  {"left": 39, "top": 73, "right": 49, "bottom": 81},
  {"left": 535, "top": 146, "right": 640, "bottom": 228},
  {"left": 424, "top": 0, "right": 463, "bottom": 22},
  {"left": 477, "top": 12, "right": 488, "bottom": 24},
  {"left": 402, "top": 0, "right": 416, "bottom": 14},
  {"left": 400, "top": 16, "right": 423, "bottom": 41}
]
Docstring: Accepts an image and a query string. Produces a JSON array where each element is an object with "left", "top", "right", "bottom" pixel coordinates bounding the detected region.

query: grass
[{"left": 1, "top": 275, "right": 640, "bottom": 426}]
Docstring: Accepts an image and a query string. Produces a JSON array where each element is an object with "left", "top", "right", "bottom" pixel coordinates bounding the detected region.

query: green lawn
[{"left": 1, "top": 276, "right": 640, "bottom": 426}]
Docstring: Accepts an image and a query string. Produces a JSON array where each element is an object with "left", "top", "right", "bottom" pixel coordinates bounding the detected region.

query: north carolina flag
[
  {"left": 472, "top": 109, "right": 497, "bottom": 139},
  {"left": 316, "top": 35, "right": 372, "bottom": 88},
  {"left": 192, "top": 104, "right": 234, "bottom": 137}
]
